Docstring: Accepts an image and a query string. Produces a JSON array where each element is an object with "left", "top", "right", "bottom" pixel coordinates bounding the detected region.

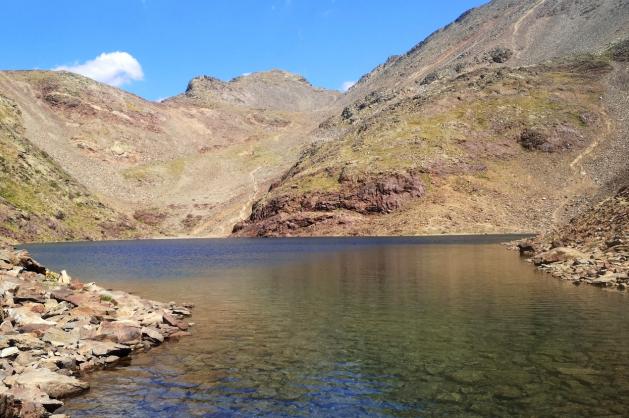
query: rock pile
[
  {"left": 515, "top": 186, "right": 628, "bottom": 289},
  {"left": 0, "top": 247, "right": 193, "bottom": 417}
]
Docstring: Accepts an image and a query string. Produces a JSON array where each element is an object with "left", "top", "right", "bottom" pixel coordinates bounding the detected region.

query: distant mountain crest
[{"left": 178, "top": 69, "right": 339, "bottom": 111}]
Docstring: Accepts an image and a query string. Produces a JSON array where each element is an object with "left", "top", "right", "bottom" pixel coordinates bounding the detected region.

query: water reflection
[{"left": 24, "top": 237, "right": 629, "bottom": 417}]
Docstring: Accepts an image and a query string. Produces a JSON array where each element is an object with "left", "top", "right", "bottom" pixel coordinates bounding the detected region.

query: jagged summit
[{"left": 187, "top": 69, "right": 311, "bottom": 89}]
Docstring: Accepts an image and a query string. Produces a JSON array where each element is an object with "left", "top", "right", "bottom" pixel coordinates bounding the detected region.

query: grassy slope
[{"left": 236, "top": 53, "right": 619, "bottom": 236}]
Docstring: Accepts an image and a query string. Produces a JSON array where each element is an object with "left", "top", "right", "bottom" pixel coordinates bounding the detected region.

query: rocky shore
[
  {"left": 0, "top": 247, "right": 193, "bottom": 417},
  {"left": 515, "top": 186, "right": 628, "bottom": 290}
]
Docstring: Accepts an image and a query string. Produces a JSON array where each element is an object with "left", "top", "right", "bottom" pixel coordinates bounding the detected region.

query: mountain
[
  {"left": 234, "top": 0, "right": 629, "bottom": 237},
  {"left": 0, "top": 0, "right": 627, "bottom": 244},
  {"left": 0, "top": 70, "right": 339, "bottom": 242}
]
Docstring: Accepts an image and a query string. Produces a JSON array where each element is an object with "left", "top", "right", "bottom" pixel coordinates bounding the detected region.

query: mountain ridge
[
  {"left": 0, "top": 0, "right": 627, "bottom": 244},
  {"left": 0, "top": 67, "right": 340, "bottom": 242}
]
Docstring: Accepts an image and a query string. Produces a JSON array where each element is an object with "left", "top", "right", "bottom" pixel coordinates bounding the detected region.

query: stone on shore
[
  {"left": 97, "top": 320, "right": 142, "bottom": 344},
  {"left": 533, "top": 247, "right": 587, "bottom": 265},
  {"left": 0, "top": 347, "right": 19, "bottom": 358},
  {"left": 4, "top": 368, "right": 89, "bottom": 398},
  {"left": 142, "top": 327, "right": 164, "bottom": 343},
  {"left": 41, "top": 328, "right": 79, "bottom": 348}
]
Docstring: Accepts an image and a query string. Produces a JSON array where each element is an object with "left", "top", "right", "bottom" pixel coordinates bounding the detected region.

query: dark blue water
[
  {"left": 23, "top": 235, "right": 525, "bottom": 281},
  {"left": 22, "top": 236, "right": 629, "bottom": 417}
]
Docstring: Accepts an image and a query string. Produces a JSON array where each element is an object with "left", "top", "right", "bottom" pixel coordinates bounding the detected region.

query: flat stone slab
[{"left": 5, "top": 368, "right": 89, "bottom": 399}]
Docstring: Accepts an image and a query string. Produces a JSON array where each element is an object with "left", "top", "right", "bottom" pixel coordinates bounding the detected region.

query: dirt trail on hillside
[
  {"left": 569, "top": 115, "right": 611, "bottom": 175},
  {"left": 512, "top": 0, "right": 548, "bottom": 60},
  {"left": 550, "top": 63, "right": 620, "bottom": 225}
]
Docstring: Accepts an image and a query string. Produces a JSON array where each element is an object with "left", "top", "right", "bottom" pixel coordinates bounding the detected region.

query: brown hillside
[
  {"left": 235, "top": 0, "right": 629, "bottom": 237},
  {"left": 0, "top": 70, "right": 339, "bottom": 239}
]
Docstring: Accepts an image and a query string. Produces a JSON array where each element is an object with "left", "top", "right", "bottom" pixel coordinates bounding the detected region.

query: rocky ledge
[
  {"left": 0, "top": 247, "right": 193, "bottom": 417},
  {"left": 233, "top": 170, "right": 424, "bottom": 236},
  {"left": 514, "top": 185, "right": 628, "bottom": 290}
]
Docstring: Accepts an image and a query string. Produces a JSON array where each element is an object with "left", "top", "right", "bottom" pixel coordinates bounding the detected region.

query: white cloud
[
  {"left": 341, "top": 80, "right": 356, "bottom": 92},
  {"left": 54, "top": 51, "right": 144, "bottom": 87}
]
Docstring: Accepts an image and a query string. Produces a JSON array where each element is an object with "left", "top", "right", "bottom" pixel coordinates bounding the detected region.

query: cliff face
[{"left": 235, "top": 0, "right": 629, "bottom": 237}]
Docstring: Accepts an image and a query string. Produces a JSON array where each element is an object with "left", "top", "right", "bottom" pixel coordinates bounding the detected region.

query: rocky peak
[
  {"left": 232, "top": 69, "right": 311, "bottom": 85},
  {"left": 185, "top": 75, "right": 227, "bottom": 94},
  {"left": 180, "top": 69, "right": 340, "bottom": 112}
]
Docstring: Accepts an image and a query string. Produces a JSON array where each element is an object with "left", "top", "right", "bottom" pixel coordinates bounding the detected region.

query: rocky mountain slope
[
  {"left": 235, "top": 0, "right": 629, "bottom": 237},
  {"left": 0, "top": 95, "right": 140, "bottom": 245},
  {"left": 0, "top": 70, "right": 339, "bottom": 241}
]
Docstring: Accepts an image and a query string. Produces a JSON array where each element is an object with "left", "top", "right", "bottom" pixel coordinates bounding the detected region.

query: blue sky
[{"left": 1, "top": 0, "right": 486, "bottom": 101}]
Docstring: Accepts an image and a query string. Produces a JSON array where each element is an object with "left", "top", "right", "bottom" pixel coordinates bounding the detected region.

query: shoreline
[
  {"left": 513, "top": 186, "right": 628, "bottom": 292},
  {"left": 514, "top": 239, "right": 629, "bottom": 292},
  {"left": 0, "top": 246, "right": 193, "bottom": 417},
  {"left": 18, "top": 232, "right": 536, "bottom": 247}
]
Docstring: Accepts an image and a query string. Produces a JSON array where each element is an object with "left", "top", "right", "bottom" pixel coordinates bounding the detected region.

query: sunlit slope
[
  {"left": 0, "top": 69, "right": 340, "bottom": 238},
  {"left": 235, "top": 0, "right": 629, "bottom": 236}
]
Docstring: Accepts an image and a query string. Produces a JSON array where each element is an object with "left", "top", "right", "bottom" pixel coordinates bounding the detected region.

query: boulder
[
  {"left": 5, "top": 368, "right": 89, "bottom": 399},
  {"left": 14, "top": 285, "right": 46, "bottom": 304},
  {"left": 5, "top": 385, "right": 63, "bottom": 414},
  {"left": 42, "top": 301, "right": 71, "bottom": 319},
  {"left": 163, "top": 311, "right": 189, "bottom": 331},
  {"left": 0, "top": 347, "right": 19, "bottom": 358},
  {"left": 139, "top": 311, "right": 163, "bottom": 326},
  {"left": 7, "top": 334, "right": 46, "bottom": 351},
  {"left": 591, "top": 273, "right": 619, "bottom": 286},
  {"left": 0, "top": 321, "right": 14, "bottom": 333},
  {"left": 42, "top": 328, "right": 79, "bottom": 348},
  {"left": 97, "top": 320, "right": 141, "bottom": 344},
  {"left": 49, "top": 289, "right": 74, "bottom": 305},
  {"left": 172, "top": 307, "right": 192, "bottom": 317},
  {"left": 141, "top": 327, "right": 164, "bottom": 343},
  {"left": 0, "top": 278, "right": 20, "bottom": 294},
  {"left": 6, "top": 307, "right": 56, "bottom": 330},
  {"left": 78, "top": 340, "right": 131, "bottom": 358},
  {"left": 13, "top": 252, "right": 46, "bottom": 275}
]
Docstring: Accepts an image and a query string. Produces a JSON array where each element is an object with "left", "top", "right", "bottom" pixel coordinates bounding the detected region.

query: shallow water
[{"left": 23, "top": 236, "right": 629, "bottom": 417}]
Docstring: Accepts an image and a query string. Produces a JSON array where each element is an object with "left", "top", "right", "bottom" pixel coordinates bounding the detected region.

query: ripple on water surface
[{"left": 23, "top": 236, "right": 629, "bottom": 417}]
